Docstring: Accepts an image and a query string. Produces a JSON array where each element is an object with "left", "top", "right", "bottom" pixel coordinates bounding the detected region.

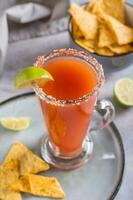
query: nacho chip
[
  {"left": 108, "top": 44, "right": 133, "bottom": 54},
  {"left": 0, "top": 160, "right": 19, "bottom": 186},
  {"left": 98, "top": 23, "right": 115, "bottom": 47},
  {"left": 3, "top": 142, "right": 49, "bottom": 174},
  {"left": 103, "top": 0, "right": 125, "bottom": 23},
  {"left": 102, "top": 0, "right": 125, "bottom": 23},
  {"left": 75, "top": 39, "right": 96, "bottom": 53},
  {"left": 95, "top": 46, "right": 114, "bottom": 56},
  {"left": 101, "top": 13, "right": 133, "bottom": 45},
  {"left": 86, "top": 0, "right": 125, "bottom": 23},
  {"left": 85, "top": 0, "right": 103, "bottom": 16},
  {"left": 69, "top": 4, "right": 98, "bottom": 40},
  {"left": 12, "top": 174, "right": 65, "bottom": 199},
  {"left": 71, "top": 19, "right": 83, "bottom": 39},
  {"left": 2, "top": 189, "right": 22, "bottom": 200},
  {"left": 0, "top": 160, "right": 21, "bottom": 200},
  {"left": 85, "top": 0, "right": 97, "bottom": 12}
]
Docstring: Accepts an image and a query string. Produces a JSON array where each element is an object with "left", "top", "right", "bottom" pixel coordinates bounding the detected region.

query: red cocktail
[{"left": 34, "top": 49, "right": 105, "bottom": 169}]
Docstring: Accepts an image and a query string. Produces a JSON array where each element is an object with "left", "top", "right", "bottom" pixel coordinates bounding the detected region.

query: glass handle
[{"left": 90, "top": 99, "right": 115, "bottom": 132}]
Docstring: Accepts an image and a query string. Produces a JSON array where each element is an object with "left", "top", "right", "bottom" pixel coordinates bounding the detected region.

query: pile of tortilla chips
[
  {"left": 0, "top": 142, "right": 65, "bottom": 199},
  {"left": 68, "top": 0, "right": 133, "bottom": 56}
]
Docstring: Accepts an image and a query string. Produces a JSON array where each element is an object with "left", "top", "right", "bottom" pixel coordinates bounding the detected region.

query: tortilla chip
[
  {"left": 95, "top": 46, "right": 114, "bottom": 56},
  {"left": 85, "top": 0, "right": 97, "bottom": 11},
  {"left": 0, "top": 160, "right": 19, "bottom": 186},
  {"left": 98, "top": 23, "right": 115, "bottom": 47},
  {"left": 85, "top": 0, "right": 103, "bottom": 15},
  {"left": 101, "top": 12, "right": 133, "bottom": 45},
  {"left": 0, "top": 161, "right": 21, "bottom": 200},
  {"left": 3, "top": 142, "right": 49, "bottom": 174},
  {"left": 102, "top": 0, "right": 125, "bottom": 23},
  {"left": 2, "top": 189, "right": 22, "bottom": 200},
  {"left": 12, "top": 174, "right": 65, "bottom": 199},
  {"left": 86, "top": 0, "right": 125, "bottom": 23},
  {"left": 69, "top": 4, "right": 98, "bottom": 40},
  {"left": 108, "top": 44, "right": 133, "bottom": 54},
  {"left": 75, "top": 39, "right": 96, "bottom": 53},
  {"left": 71, "top": 19, "right": 83, "bottom": 39}
]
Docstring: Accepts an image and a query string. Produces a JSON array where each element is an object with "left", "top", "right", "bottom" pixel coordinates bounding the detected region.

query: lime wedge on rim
[
  {"left": 114, "top": 77, "right": 133, "bottom": 106},
  {"left": 14, "top": 66, "right": 53, "bottom": 89},
  {"left": 0, "top": 117, "right": 31, "bottom": 131}
]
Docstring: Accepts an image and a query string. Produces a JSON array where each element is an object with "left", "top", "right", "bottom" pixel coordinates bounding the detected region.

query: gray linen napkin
[
  {"left": 0, "top": 14, "right": 8, "bottom": 74},
  {"left": 6, "top": 3, "right": 51, "bottom": 23},
  {"left": 0, "top": 1, "right": 70, "bottom": 74}
]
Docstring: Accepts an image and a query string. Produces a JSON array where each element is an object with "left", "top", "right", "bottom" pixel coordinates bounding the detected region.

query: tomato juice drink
[{"left": 36, "top": 53, "right": 97, "bottom": 155}]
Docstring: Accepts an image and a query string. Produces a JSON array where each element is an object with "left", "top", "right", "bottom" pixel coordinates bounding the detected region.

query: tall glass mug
[{"left": 33, "top": 49, "right": 115, "bottom": 170}]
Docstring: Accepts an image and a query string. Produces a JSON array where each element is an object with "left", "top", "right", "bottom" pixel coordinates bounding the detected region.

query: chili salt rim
[{"left": 33, "top": 48, "right": 105, "bottom": 105}]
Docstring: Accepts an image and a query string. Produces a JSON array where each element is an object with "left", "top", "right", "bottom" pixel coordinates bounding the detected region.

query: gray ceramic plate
[{"left": 0, "top": 93, "right": 125, "bottom": 200}]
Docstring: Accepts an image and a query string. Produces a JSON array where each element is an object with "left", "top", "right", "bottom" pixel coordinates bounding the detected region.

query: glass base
[{"left": 41, "top": 136, "right": 93, "bottom": 170}]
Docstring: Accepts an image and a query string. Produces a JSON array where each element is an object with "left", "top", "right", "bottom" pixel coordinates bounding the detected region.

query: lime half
[
  {"left": 0, "top": 117, "right": 31, "bottom": 131},
  {"left": 114, "top": 78, "right": 133, "bottom": 106},
  {"left": 14, "top": 66, "right": 53, "bottom": 89}
]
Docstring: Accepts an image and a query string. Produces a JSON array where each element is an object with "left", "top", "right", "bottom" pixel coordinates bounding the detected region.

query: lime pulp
[
  {"left": 0, "top": 117, "right": 31, "bottom": 131},
  {"left": 114, "top": 77, "right": 133, "bottom": 106},
  {"left": 14, "top": 66, "right": 53, "bottom": 89}
]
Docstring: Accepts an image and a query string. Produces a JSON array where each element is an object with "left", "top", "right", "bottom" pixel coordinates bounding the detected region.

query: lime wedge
[
  {"left": 114, "top": 78, "right": 133, "bottom": 106},
  {"left": 14, "top": 66, "right": 53, "bottom": 89},
  {"left": 0, "top": 117, "right": 31, "bottom": 131}
]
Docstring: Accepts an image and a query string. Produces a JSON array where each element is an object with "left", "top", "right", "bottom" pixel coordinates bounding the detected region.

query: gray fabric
[
  {"left": 8, "top": 0, "right": 70, "bottom": 43},
  {"left": 8, "top": 17, "right": 68, "bottom": 43},
  {"left": 0, "top": 14, "right": 8, "bottom": 74},
  {"left": 0, "top": 0, "right": 70, "bottom": 73},
  {"left": 6, "top": 3, "right": 51, "bottom": 23}
]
